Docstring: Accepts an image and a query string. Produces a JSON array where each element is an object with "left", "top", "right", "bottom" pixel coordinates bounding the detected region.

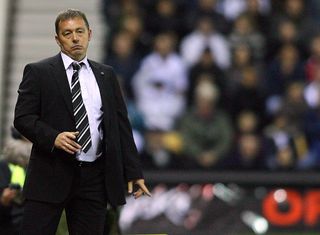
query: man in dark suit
[{"left": 14, "top": 9, "right": 150, "bottom": 235}]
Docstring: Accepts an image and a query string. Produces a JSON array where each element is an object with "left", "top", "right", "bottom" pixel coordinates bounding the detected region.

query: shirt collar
[{"left": 60, "top": 52, "right": 90, "bottom": 70}]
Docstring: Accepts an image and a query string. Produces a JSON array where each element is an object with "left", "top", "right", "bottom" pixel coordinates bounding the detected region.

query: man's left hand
[{"left": 128, "top": 179, "right": 151, "bottom": 199}]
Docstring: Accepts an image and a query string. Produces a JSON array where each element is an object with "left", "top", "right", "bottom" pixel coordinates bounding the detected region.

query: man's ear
[
  {"left": 88, "top": 29, "right": 92, "bottom": 41},
  {"left": 55, "top": 35, "right": 61, "bottom": 47}
]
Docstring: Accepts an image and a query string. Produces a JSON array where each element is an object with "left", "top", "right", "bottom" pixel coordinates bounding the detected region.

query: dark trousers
[{"left": 20, "top": 159, "right": 107, "bottom": 235}]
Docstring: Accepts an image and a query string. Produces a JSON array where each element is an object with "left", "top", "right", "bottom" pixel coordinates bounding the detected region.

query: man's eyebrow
[{"left": 64, "top": 27, "right": 85, "bottom": 31}]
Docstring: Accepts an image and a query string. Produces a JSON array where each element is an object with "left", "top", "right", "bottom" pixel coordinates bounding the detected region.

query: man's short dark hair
[{"left": 55, "top": 9, "right": 90, "bottom": 34}]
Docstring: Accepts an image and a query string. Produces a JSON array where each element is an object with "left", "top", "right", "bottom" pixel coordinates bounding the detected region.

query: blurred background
[{"left": 1, "top": 0, "right": 320, "bottom": 234}]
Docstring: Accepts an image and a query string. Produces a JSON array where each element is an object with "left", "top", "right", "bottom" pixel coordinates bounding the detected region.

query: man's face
[{"left": 55, "top": 17, "right": 91, "bottom": 61}]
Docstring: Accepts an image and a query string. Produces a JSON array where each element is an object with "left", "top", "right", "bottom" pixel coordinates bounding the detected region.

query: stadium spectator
[
  {"left": 304, "top": 63, "right": 320, "bottom": 108},
  {"left": 132, "top": 32, "right": 187, "bottom": 168},
  {"left": 279, "top": 83, "right": 312, "bottom": 169},
  {"left": 309, "top": 0, "right": 320, "bottom": 23},
  {"left": 228, "top": 66, "right": 267, "bottom": 126},
  {"left": 266, "top": 19, "right": 307, "bottom": 61},
  {"left": 266, "top": 43, "right": 306, "bottom": 114},
  {"left": 105, "top": 30, "right": 141, "bottom": 99},
  {"left": 305, "top": 34, "right": 320, "bottom": 82},
  {"left": 101, "top": 0, "right": 142, "bottom": 37},
  {"left": 144, "top": 0, "right": 187, "bottom": 40},
  {"left": 178, "top": 79, "right": 233, "bottom": 169},
  {"left": 244, "top": 0, "right": 270, "bottom": 36},
  {"left": 186, "top": 0, "right": 230, "bottom": 34},
  {"left": 280, "top": 82, "right": 308, "bottom": 133},
  {"left": 269, "top": 0, "right": 316, "bottom": 47},
  {"left": 268, "top": 145, "right": 297, "bottom": 170},
  {"left": 263, "top": 111, "right": 301, "bottom": 170},
  {"left": 217, "top": 0, "right": 270, "bottom": 21},
  {"left": 187, "top": 48, "right": 226, "bottom": 106},
  {"left": 303, "top": 79, "right": 320, "bottom": 169},
  {"left": 225, "top": 133, "right": 268, "bottom": 170},
  {"left": 132, "top": 32, "right": 187, "bottom": 131},
  {"left": 120, "top": 13, "right": 151, "bottom": 56},
  {"left": 180, "top": 16, "right": 230, "bottom": 70},
  {"left": 236, "top": 110, "right": 260, "bottom": 134},
  {"left": 229, "top": 13, "right": 266, "bottom": 61},
  {"left": 223, "top": 109, "right": 273, "bottom": 169},
  {"left": 226, "top": 43, "right": 259, "bottom": 92}
]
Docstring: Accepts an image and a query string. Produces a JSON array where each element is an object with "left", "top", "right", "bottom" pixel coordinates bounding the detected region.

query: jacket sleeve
[
  {"left": 109, "top": 68, "right": 144, "bottom": 181},
  {"left": 14, "top": 64, "right": 60, "bottom": 153}
]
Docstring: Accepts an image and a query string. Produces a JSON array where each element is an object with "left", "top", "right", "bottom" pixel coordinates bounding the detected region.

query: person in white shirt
[
  {"left": 180, "top": 16, "right": 231, "bottom": 70},
  {"left": 132, "top": 32, "right": 188, "bottom": 168},
  {"left": 133, "top": 32, "right": 188, "bottom": 131}
]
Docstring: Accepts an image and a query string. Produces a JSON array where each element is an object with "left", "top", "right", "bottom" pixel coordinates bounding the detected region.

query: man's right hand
[
  {"left": 0, "top": 188, "right": 17, "bottom": 206},
  {"left": 54, "top": 131, "right": 81, "bottom": 154}
]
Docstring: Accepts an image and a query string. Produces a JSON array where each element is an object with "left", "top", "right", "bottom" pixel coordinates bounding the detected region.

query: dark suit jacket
[{"left": 14, "top": 54, "right": 143, "bottom": 207}]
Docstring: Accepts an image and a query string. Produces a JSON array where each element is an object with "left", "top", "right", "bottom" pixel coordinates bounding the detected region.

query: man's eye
[{"left": 63, "top": 32, "right": 71, "bottom": 36}]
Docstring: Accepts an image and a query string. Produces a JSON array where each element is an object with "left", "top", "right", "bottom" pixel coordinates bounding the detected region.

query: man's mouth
[{"left": 72, "top": 45, "right": 82, "bottom": 50}]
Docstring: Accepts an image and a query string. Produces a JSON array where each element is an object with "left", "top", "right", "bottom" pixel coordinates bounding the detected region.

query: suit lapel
[{"left": 50, "top": 54, "right": 75, "bottom": 120}]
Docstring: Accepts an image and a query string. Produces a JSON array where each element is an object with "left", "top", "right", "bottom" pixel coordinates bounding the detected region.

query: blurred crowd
[
  {"left": 0, "top": 128, "right": 31, "bottom": 234},
  {"left": 101, "top": 0, "right": 320, "bottom": 171}
]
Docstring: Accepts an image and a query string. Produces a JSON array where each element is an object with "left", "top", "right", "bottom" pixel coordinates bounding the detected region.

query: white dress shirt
[{"left": 61, "top": 52, "right": 103, "bottom": 162}]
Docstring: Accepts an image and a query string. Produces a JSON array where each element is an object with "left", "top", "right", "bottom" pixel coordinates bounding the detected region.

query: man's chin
[{"left": 71, "top": 52, "right": 86, "bottom": 61}]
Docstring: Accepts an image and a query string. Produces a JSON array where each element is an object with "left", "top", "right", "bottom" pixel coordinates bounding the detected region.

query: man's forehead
[
  {"left": 59, "top": 17, "right": 85, "bottom": 25},
  {"left": 58, "top": 17, "right": 88, "bottom": 31}
]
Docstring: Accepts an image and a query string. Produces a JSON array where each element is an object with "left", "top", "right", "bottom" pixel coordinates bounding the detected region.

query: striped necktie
[{"left": 71, "top": 62, "right": 92, "bottom": 153}]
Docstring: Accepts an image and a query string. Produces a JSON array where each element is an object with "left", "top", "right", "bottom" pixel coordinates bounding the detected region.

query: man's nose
[{"left": 72, "top": 32, "right": 79, "bottom": 42}]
